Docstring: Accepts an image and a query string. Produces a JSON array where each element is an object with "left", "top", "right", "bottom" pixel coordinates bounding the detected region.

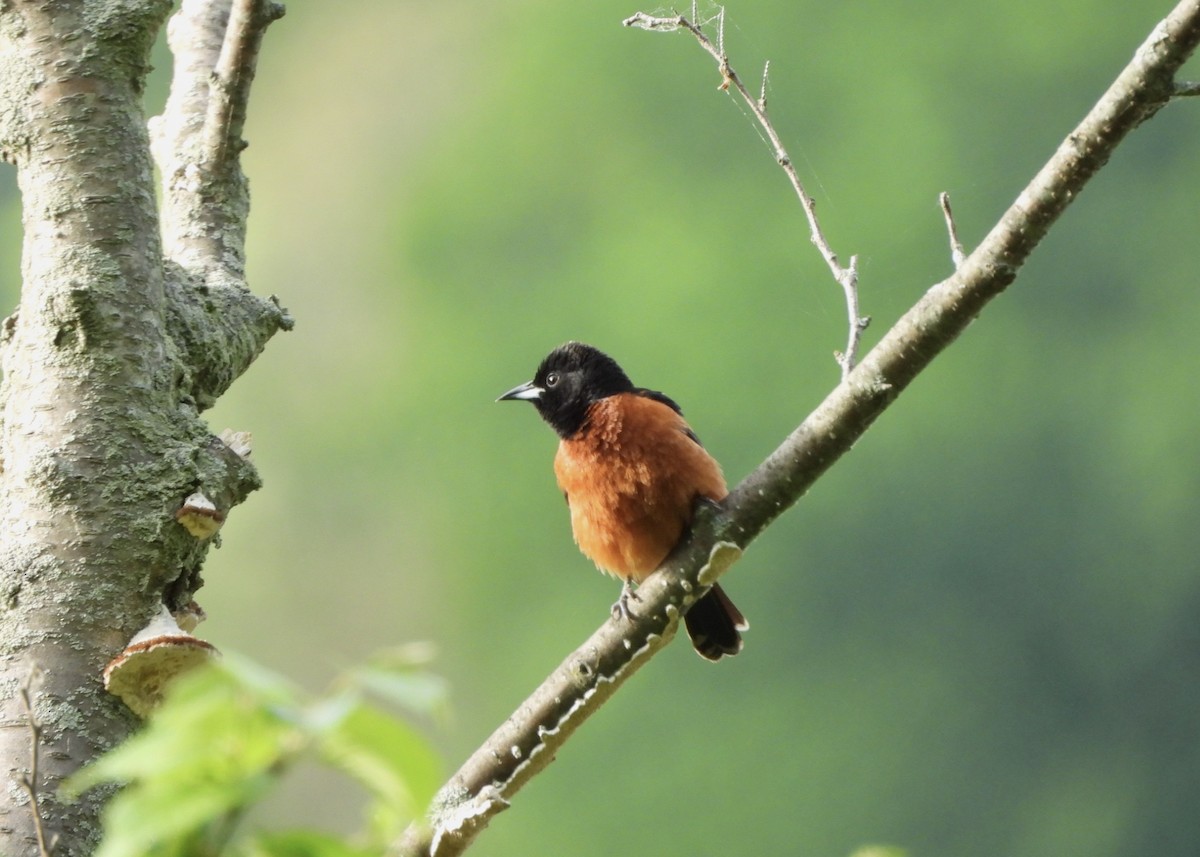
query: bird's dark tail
[{"left": 684, "top": 583, "right": 747, "bottom": 661}]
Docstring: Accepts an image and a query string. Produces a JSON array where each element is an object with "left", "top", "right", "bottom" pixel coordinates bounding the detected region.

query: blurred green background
[{"left": 3, "top": 1, "right": 1200, "bottom": 855}]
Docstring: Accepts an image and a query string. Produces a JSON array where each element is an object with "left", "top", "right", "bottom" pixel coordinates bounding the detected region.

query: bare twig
[
  {"left": 203, "top": 0, "right": 285, "bottom": 169},
  {"left": 939, "top": 192, "right": 968, "bottom": 268},
  {"left": 1175, "top": 79, "right": 1200, "bottom": 95},
  {"left": 19, "top": 671, "right": 54, "bottom": 857},
  {"left": 624, "top": 8, "right": 868, "bottom": 378}
]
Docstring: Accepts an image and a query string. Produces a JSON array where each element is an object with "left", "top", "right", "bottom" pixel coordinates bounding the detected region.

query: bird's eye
[{"left": 545, "top": 372, "right": 560, "bottom": 387}]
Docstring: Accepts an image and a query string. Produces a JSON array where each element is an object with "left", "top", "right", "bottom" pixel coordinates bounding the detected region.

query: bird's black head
[{"left": 498, "top": 341, "right": 634, "bottom": 438}]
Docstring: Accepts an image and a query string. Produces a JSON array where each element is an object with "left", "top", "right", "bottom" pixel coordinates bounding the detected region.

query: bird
[{"left": 499, "top": 341, "right": 747, "bottom": 661}]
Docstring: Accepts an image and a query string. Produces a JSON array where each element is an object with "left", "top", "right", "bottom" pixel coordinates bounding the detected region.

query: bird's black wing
[{"left": 633, "top": 387, "right": 703, "bottom": 447}]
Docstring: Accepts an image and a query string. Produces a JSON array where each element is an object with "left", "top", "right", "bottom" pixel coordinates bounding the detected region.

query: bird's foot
[{"left": 611, "top": 580, "right": 641, "bottom": 621}]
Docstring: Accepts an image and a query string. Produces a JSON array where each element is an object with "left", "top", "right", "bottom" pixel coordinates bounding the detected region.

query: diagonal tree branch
[{"left": 395, "top": 1, "right": 1200, "bottom": 855}]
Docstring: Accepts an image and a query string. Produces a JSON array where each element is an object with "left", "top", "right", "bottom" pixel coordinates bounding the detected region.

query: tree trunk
[{"left": 0, "top": 2, "right": 286, "bottom": 854}]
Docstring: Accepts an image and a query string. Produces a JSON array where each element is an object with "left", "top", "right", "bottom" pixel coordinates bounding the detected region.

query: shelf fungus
[
  {"left": 173, "top": 599, "right": 207, "bottom": 633},
  {"left": 219, "top": 428, "right": 253, "bottom": 459},
  {"left": 104, "top": 605, "right": 218, "bottom": 717},
  {"left": 175, "top": 490, "right": 225, "bottom": 538}
]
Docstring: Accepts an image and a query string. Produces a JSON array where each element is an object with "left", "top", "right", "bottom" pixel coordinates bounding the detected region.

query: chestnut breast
[{"left": 553, "top": 392, "right": 726, "bottom": 582}]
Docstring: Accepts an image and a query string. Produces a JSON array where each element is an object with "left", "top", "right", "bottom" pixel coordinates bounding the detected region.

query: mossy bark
[{"left": 0, "top": 2, "right": 286, "bottom": 854}]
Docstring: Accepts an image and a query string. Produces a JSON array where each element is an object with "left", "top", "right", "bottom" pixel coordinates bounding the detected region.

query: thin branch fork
[
  {"left": 154, "top": 0, "right": 286, "bottom": 276},
  {"left": 18, "top": 672, "right": 54, "bottom": 857},
  {"left": 939, "top": 192, "right": 967, "bottom": 268},
  {"left": 624, "top": 7, "right": 867, "bottom": 379},
  {"left": 398, "top": 2, "right": 1200, "bottom": 855},
  {"left": 203, "top": 0, "right": 285, "bottom": 169},
  {"left": 150, "top": 0, "right": 292, "bottom": 408}
]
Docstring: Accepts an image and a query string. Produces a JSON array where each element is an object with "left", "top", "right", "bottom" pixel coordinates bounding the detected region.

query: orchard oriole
[{"left": 499, "top": 341, "right": 746, "bottom": 660}]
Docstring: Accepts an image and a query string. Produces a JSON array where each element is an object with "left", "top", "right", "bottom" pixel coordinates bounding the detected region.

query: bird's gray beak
[{"left": 498, "top": 380, "right": 541, "bottom": 402}]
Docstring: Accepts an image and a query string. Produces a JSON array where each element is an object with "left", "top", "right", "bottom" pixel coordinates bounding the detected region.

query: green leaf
[
  {"left": 67, "top": 661, "right": 304, "bottom": 798},
  {"left": 66, "top": 660, "right": 308, "bottom": 857},
  {"left": 319, "top": 700, "right": 442, "bottom": 831},
  {"left": 345, "top": 645, "right": 450, "bottom": 725},
  {"left": 351, "top": 664, "right": 450, "bottom": 724},
  {"left": 243, "top": 830, "right": 376, "bottom": 857},
  {"left": 70, "top": 652, "right": 444, "bottom": 856},
  {"left": 95, "top": 774, "right": 273, "bottom": 857}
]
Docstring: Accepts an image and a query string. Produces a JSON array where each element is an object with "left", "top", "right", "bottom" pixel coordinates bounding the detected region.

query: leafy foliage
[{"left": 65, "top": 652, "right": 444, "bottom": 857}]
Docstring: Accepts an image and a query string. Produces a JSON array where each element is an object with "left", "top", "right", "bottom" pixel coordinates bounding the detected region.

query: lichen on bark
[{"left": 0, "top": 2, "right": 286, "bottom": 854}]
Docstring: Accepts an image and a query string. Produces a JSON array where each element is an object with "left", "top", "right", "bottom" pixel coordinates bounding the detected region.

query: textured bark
[{"left": 0, "top": 2, "right": 286, "bottom": 854}]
